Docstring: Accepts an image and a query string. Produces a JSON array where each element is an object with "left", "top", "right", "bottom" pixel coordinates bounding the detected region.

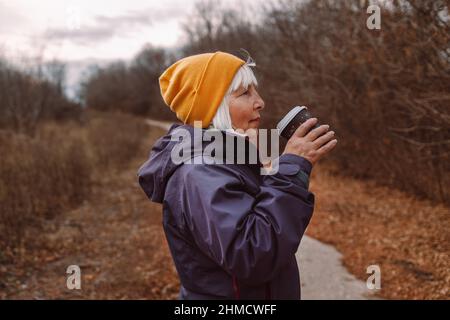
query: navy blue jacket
[{"left": 138, "top": 123, "right": 315, "bottom": 299}]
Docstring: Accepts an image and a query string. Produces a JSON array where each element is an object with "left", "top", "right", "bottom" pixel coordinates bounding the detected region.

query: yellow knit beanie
[{"left": 159, "top": 51, "right": 245, "bottom": 128}]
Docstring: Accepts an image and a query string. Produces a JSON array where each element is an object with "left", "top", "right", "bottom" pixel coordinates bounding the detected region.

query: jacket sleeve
[{"left": 180, "top": 153, "right": 315, "bottom": 285}]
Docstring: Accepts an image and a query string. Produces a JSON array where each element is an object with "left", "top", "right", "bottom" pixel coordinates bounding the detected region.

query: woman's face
[{"left": 228, "top": 84, "right": 265, "bottom": 131}]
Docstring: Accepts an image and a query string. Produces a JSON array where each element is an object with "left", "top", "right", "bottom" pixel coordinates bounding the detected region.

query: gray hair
[{"left": 209, "top": 63, "right": 258, "bottom": 131}]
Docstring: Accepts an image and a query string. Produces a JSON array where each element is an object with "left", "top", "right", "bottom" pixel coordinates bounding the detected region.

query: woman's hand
[{"left": 282, "top": 118, "right": 337, "bottom": 166}]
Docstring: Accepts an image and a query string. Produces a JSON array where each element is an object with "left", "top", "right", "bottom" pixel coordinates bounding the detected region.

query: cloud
[
  {"left": 43, "top": 7, "right": 183, "bottom": 45},
  {"left": 95, "top": 10, "right": 153, "bottom": 26},
  {"left": 44, "top": 26, "right": 116, "bottom": 45}
]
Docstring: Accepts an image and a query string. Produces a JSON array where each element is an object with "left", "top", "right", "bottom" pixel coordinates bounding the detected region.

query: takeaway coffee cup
[{"left": 276, "top": 106, "right": 320, "bottom": 140}]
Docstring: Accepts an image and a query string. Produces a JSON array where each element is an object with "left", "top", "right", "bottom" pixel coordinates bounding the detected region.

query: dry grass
[
  {"left": 86, "top": 112, "right": 150, "bottom": 170},
  {"left": 0, "top": 127, "right": 91, "bottom": 249},
  {"left": 0, "top": 125, "right": 179, "bottom": 299},
  {"left": 0, "top": 112, "right": 150, "bottom": 265}
]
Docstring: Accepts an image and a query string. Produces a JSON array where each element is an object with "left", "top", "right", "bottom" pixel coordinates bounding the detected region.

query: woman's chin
[{"left": 248, "top": 120, "right": 260, "bottom": 129}]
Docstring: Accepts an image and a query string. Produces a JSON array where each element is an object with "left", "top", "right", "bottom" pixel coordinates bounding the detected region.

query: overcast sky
[
  {"left": 0, "top": 0, "right": 198, "bottom": 62},
  {"left": 0, "top": 0, "right": 265, "bottom": 98},
  {"left": 0, "top": 0, "right": 266, "bottom": 61}
]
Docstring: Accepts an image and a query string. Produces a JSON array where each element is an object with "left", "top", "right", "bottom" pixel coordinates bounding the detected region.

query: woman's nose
[
  {"left": 255, "top": 98, "right": 265, "bottom": 111},
  {"left": 254, "top": 92, "right": 265, "bottom": 110}
]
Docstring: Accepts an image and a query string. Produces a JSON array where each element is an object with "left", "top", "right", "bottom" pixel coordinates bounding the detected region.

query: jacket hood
[{"left": 137, "top": 123, "right": 262, "bottom": 203}]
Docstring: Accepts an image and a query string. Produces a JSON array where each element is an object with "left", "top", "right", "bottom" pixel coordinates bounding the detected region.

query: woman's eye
[{"left": 242, "top": 90, "right": 248, "bottom": 95}]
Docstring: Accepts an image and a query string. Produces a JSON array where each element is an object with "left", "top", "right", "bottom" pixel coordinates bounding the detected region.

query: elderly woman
[{"left": 138, "top": 51, "right": 337, "bottom": 299}]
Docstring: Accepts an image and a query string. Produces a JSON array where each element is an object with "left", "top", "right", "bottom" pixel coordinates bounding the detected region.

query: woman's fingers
[
  {"left": 313, "top": 130, "right": 335, "bottom": 148},
  {"left": 306, "top": 124, "right": 330, "bottom": 141},
  {"left": 317, "top": 138, "right": 338, "bottom": 155},
  {"left": 292, "top": 118, "right": 318, "bottom": 138}
]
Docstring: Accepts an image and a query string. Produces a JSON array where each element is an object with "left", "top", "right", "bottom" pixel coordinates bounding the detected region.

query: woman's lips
[{"left": 250, "top": 117, "right": 260, "bottom": 122}]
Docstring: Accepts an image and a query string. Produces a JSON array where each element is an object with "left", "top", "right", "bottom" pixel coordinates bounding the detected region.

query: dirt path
[{"left": 296, "top": 236, "right": 376, "bottom": 299}]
